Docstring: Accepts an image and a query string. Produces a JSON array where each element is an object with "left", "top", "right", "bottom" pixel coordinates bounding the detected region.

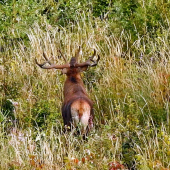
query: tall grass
[{"left": 1, "top": 4, "right": 170, "bottom": 170}]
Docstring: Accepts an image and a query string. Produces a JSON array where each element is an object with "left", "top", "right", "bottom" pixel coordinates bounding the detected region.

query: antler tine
[
  {"left": 87, "top": 49, "right": 99, "bottom": 66},
  {"left": 75, "top": 49, "right": 100, "bottom": 67},
  {"left": 35, "top": 52, "right": 51, "bottom": 68},
  {"left": 43, "top": 52, "right": 52, "bottom": 65},
  {"left": 75, "top": 46, "right": 81, "bottom": 62},
  {"left": 90, "top": 49, "right": 96, "bottom": 60},
  {"left": 35, "top": 58, "right": 49, "bottom": 68},
  {"left": 90, "top": 55, "right": 100, "bottom": 67},
  {"left": 58, "top": 49, "right": 67, "bottom": 63},
  {"left": 87, "top": 49, "right": 100, "bottom": 67}
]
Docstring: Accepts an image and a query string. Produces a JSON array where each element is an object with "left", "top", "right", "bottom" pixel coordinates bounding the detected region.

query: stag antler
[
  {"left": 75, "top": 49, "right": 100, "bottom": 67},
  {"left": 75, "top": 46, "right": 81, "bottom": 61},
  {"left": 58, "top": 50, "right": 67, "bottom": 63},
  {"left": 87, "top": 49, "right": 100, "bottom": 67},
  {"left": 35, "top": 48, "right": 100, "bottom": 69},
  {"left": 35, "top": 51, "right": 70, "bottom": 69}
]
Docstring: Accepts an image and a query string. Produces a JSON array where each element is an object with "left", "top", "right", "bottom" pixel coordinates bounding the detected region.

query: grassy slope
[{"left": 0, "top": 0, "right": 170, "bottom": 169}]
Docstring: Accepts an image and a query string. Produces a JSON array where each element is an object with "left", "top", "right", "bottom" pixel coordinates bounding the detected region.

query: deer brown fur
[{"left": 35, "top": 47, "right": 100, "bottom": 136}]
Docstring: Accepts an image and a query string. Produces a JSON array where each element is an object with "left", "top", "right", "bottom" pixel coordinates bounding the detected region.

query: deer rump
[{"left": 62, "top": 97, "right": 94, "bottom": 135}]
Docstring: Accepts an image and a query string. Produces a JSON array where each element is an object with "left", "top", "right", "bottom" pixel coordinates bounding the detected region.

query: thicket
[{"left": 1, "top": 0, "right": 170, "bottom": 169}]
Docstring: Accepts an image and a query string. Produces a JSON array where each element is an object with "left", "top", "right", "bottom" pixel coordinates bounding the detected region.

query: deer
[{"left": 35, "top": 47, "right": 100, "bottom": 137}]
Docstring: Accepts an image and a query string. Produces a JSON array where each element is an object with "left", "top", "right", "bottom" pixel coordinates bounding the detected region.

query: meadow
[{"left": 0, "top": 0, "right": 170, "bottom": 169}]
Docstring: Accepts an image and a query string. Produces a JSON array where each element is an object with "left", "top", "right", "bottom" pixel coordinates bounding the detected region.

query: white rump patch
[
  {"left": 71, "top": 108, "right": 79, "bottom": 127},
  {"left": 71, "top": 101, "right": 91, "bottom": 134},
  {"left": 80, "top": 110, "right": 90, "bottom": 133}
]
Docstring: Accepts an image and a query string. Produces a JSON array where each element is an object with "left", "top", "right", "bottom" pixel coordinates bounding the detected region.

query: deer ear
[
  {"left": 62, "top": 68, "right": 68, "bottom": 74},
  {"left": 78, "top": 66, "right": 88, "bottom": 72}
]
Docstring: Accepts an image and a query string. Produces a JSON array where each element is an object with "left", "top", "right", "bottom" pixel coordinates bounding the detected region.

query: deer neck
[{"left": 63, "top": 73, "right": 86, "bottom": 99}]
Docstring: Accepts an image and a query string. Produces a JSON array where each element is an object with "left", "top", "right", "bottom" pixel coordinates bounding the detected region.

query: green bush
[{"left": 31, "top": 100, "right": 61, "bottom": 130}]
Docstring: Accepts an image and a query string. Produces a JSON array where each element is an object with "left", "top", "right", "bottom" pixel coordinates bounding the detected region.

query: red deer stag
[{"left": 35, "top": 47, "right": 100, "bottom": 137}]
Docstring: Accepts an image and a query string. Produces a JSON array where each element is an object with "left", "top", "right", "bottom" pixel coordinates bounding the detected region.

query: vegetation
[{"left": 1, "top": 0, "right": 170, "bottom": 169}]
